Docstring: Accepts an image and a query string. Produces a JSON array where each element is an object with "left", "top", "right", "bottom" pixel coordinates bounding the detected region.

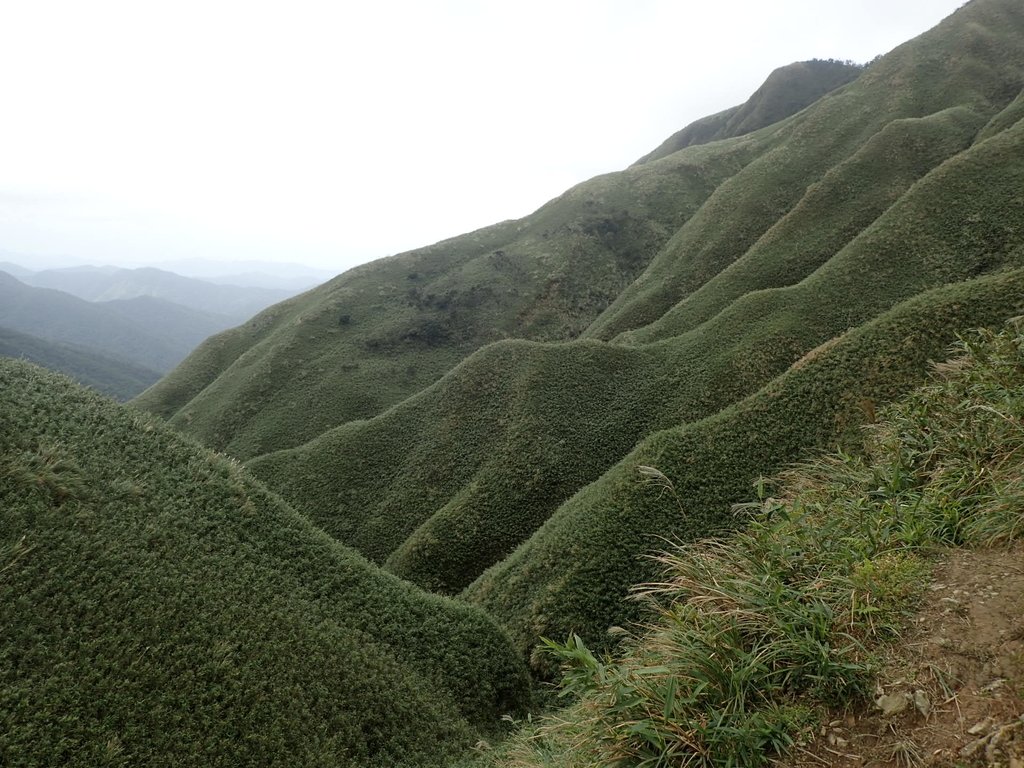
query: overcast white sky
[{"left": 0, "top": 0, "right": 966, "bottom": 276}]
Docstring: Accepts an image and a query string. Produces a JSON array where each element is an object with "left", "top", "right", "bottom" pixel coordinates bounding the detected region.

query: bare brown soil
[{"left": 792, "top": 544, "right": 1024, "bottom": 768}]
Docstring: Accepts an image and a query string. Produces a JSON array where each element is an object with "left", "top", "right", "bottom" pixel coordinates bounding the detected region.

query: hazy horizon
[
  {"left": 0, "top": 251, "right": 337, "bottom": 280},
  {"left": 1, "top": 1, "right": 966, "bottom": 274}
]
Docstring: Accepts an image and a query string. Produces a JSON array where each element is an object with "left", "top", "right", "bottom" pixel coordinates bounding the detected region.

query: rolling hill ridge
[
  {"left": 5, "top": 2, "right": 1024, "bottom": 765},
  {"left": 137, "top": 0, "right": 1024, "bottom": 663},
  {"left": 0, "top": 360, "right": 528, "bottom": 766},
  {"left": 632, "top": 58, "right": 863, "bottom": 164},
  {"left": 132, "top": 59, "right": 870, "bottom": 456}
]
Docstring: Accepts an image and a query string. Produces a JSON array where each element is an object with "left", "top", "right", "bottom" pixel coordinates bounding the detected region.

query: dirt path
[{"left": 793, "top": 544, "right": 1024, "bottom": 768}]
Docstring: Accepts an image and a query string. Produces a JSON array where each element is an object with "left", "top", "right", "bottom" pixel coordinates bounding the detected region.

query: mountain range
[
  {"left": 13, "top": 264, "right": 296, "bottom": 320},
  {"left": 0, "top": 265, "right": 315, "bottom": 398},
  {"left": 4, "top": 1, "right": 1024, "bottom": 765},
  {"left": 137, "top": 0, "right": 1024, "bottom": 657}
]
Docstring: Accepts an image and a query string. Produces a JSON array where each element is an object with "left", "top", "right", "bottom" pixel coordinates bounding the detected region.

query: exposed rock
[
  {"left": 912, "top": 689, "right": 931, "bottom": 717},
  {"left": 969, "top": 716, "right": 996, "bottom": 735},
  {"left": 875, "top": 692, "right": 911, "bottom": 716}
]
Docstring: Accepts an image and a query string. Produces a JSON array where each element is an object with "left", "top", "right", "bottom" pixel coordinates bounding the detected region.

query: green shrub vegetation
[
  {"left": 464, "top": 269, "right": 1024, "bottom": 665},
  {"left": 23, "top": 0, "right": 1013, "bottom": 760},
  {"left": 471, "top": 322, "right": 1024, "bottom": 768},
  {"left": 137, "top": 0, "right": 1024, "bottom": 667},
  {"left": 0, "top": 362, "right": 529, "bottom": 767}
]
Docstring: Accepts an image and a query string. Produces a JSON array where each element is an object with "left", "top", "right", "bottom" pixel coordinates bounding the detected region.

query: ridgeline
[{"left": 146, "top": 0, "right": 1024, "bottom": 655}]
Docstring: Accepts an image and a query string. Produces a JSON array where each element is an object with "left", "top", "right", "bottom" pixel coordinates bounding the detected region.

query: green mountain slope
[
  {"left": 464, "top": 268, "right": 1024, "bottom": 665},
  {"left": 633, "top": 58, "right": 863, "bottom": 165},
  {"left": 0, "top": 325, "right": 160, "bottom": 400},
  {"left": 133, "top": 103, "right": 775, "bottom": 458},
  {"left": 138, "top": 1, "right": 1024, "bottom": 466},
  {"left": 246, "top": 72, "right": 1024, "bottom": 598},
  {"left": 128, "top": 108, "right": 774, "bottom": 459},
  {"left": 137, "top": 0, "right": 1024, "bottom": 673},
  {"left": 244, "top": 0, "right": 1024, "bottom": 599},
  {"left": 484, "top": 322, "right": 1024, "bottom": 768},
  {"left": 0, "top": 362, "right": 528, "bottom": 767},
  {"left": 614, "top": 105, "right": 983, "bottom": 342},
  {"left": 584, "top": 0, "right": 1024, "bottom": 341}
]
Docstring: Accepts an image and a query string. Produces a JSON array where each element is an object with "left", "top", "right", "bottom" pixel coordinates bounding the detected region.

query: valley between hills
[{"left": 3, "top": 1, "right": 1024, "bottom": 765}]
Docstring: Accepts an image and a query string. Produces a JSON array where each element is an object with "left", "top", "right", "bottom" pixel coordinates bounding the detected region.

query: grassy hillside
[
  {"left": 614, "top": 105, "right": 983, "bottom": 342},
  {"left": 137, "top": 0, "right": 1024, "bottom": 683},
  {"left": 633, "top": 58, "right": 863, "bottom": 165},
  {"left": 476, "top": 322, "right": 1024, "bottom": 768},
  {"left": 465, "top": 268, "right": 1024, "bottom": 666},
  {"left": 248, "top": 45, "right": 1024, "bottom": 600},
  {"left": 0, "top": 271, "right": 232, "bottom": 373},
  {"left": 133, "top": 100, "right": 783, "bottom": 458},
  {"left": 135, "top": 143, "right": 752, "bottom": 456},
  {"left": 3, "top": 4, "right": 1022, "bottom": 764},
  {"left": 0, "top": 362, "right": 529, "bottom": 767},
  {"left": 0, "top": 325, "right": 160, "bottom": 400},
  {"left": 584, "top": 0, "right": 1024, "bottom": 341},
  {"left": 140, "top": 1, "right": 1024, "bottom": 467}
]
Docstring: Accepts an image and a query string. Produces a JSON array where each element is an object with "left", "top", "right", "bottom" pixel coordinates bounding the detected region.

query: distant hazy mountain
[
  {"left": 0, "top": 261, "right": 34, "bottom": 279},
  {"left": 18, "top": 265, "right": 296, "bottom": 320},
  {"left": 100, "top": 295, "right": 238, "bottom": 352},
  {"left": 0, "top": 271, "right": 234, "bottom": 372},
  {"left": 197, "top": 271, "right": 325, "bottom": 290},
  {"left": 0, "top": 250, "right": 84, "bottom": 271},
  {"left": 0, "top": 325, "right": 160, "bottom": 400},
  {"left": 152, "top": 257, "right": 336, "bottom": 290}
]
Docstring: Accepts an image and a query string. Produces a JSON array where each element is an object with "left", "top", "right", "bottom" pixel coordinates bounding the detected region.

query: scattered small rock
[
  {"left": 968, "top": 716, "right": 995, "bottom": 735},
  {"left": 876, "top": 692, "right": 911, "bottom": 716},
  {"left": 913, "top": 689, "right": 931, "bottom": 717},
  {"left": 826, "top": 732, "right": 849, "bottom": 748},
  {"left": 961, "top": 735, "right": 989, "bottom": 759},
  {"left": 981, "top": 678, "right": 1008, "bottom": 693}
]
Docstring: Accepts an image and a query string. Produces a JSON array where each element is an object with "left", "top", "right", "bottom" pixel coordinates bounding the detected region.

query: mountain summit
[{"left": 633, "top": 58, "right": 864, "bottom": 165}]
